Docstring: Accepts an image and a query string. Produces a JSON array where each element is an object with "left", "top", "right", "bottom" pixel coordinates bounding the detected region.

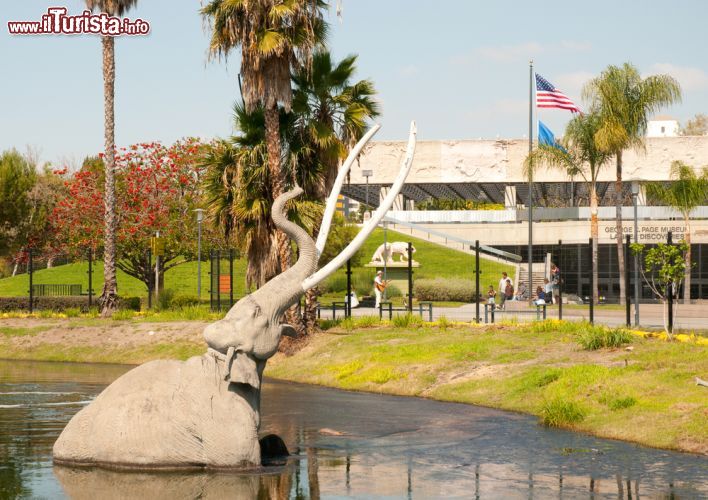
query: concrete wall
[
  {"left": 396, "top": 219, "right": 708, "bottom": 246},
  {"left": 351, "top": 136, "right": 708, "bottom": 184}
]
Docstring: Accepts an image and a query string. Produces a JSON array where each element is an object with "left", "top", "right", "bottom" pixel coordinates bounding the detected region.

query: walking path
[{"left": 327, "top": 302, "right": 708, "bottom": 331}]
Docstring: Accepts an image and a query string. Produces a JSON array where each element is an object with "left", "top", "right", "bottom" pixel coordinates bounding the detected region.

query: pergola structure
[{"left": 342, "top": 181, "right": 625, "bottom": 208}]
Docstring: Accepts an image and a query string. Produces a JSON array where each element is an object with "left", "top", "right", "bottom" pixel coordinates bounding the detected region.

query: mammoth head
[{"left": 202, "top": 122, "right": 417, "bottom": 387}]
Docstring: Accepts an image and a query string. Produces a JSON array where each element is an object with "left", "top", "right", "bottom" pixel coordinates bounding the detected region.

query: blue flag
[
  {"left": 538, "top": 121, "right": 567, "bottom": 152},
  {"left": 538, "top": 120, "right": 556, "bottom": 146}
]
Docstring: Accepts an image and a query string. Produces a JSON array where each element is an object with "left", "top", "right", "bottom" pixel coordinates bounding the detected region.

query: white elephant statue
[{"left": 371, "top": 241, "right": 416, "bottom": 263}]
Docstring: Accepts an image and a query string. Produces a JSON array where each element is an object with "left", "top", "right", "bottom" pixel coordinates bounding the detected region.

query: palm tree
[
  {"left": 526, "top": 113, "right": 612, "bottom": 303},
  {"left": 645, "top": 162, "right": 708, "bottom": 303},
  {"left": 84, "top": 0, "right": 138, "bottom": 316},
  {"left": 202, "top": 103, "right": 320, "bottom": 289},
  {"left": 289, "top": 50, "right": 380, "bottom": 331},
  {"left": 290, "top": 50, "right": 380, "bottom": 196},
  {"left": 583, "top": 63, "right": 681, "bottom": 304},
  {"left": 201, "top": 0, "right": 328, "bottom": 277}
]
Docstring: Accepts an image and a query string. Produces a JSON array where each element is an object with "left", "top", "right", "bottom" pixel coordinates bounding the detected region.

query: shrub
[
  {"left": 414, "top": 278, "right": 480, "bottom": 302},
  {"left": 577, "top": 326, "right": 633, "bottom": 350},
  {"left": 0, "top": 295, "right": 140, "bottom": 313},
  {"left": 318, "top": 318, "right": 341, "bottom": 330},
  {"left": 168, "top": 294, "right": 202, "bottom": 309},
  {"left": 540, "top": 398, "right": 585, "bottom": 427},
  {"left": 118, "top": 296, "right": 142, "bottom": 311},
  {"left": 353, "top": 315, "right": 381, "bottom": 328},
  {"left": 436, "top": 315, "right": 451, "bottom": 330},
  {"left": 64, "top": 308, "right": 81, "bottom": 318},
  {"left": 156, "top": 289, "right": 176, "bottom": 311},
  {"left": 392, "top": 313, "right": 423, "bottom": 328},
  {"left": 385, "top": 284, "right": 402, "bottom": 298},
  {"left": 535, "top": 368, "right": 561, "bottom": 387},
  {"left": 599, "top": 392, "right": 637, "bottom": 410},
  {"left": 111, "top": 309, "right": 135, "bottom": 321},
  {"left": 321, "top": 269, "right": 374, "bottom": 298},
  {"left": 608, "top": 396, "right": 637, "bottom": 410}
]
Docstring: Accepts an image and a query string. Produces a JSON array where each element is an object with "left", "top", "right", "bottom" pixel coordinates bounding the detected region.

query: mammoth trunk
[{"left": 249, "top": 187, "right": 317, "bottom": 328}]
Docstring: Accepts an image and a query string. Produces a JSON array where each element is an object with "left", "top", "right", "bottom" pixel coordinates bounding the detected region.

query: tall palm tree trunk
[
  {"left": 100, "top": 36, "right": 118, "bottom": 316},
  {"left": 590, "top": 182, "right": 599, "bottom": 304},
  {"left": 683, "top": 215, "right": 692, "bottom": 304},
  {"left": 264, "top": 104, "right": 306, "bottom": 334},
  {"left": 615, "top": 152, "right": 626, "bottom": 304}
]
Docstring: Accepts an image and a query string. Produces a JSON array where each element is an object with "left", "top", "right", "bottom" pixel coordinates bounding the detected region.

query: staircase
[{"left": 518, "top": 262, "right": 548, "bottom": 295}]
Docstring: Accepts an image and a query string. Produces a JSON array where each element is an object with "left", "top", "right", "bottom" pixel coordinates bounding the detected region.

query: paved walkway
[{"left": 323, "top": 302, "right": 708, "bottom": 331}]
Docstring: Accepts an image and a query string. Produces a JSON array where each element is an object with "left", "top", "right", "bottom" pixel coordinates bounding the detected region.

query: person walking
[
  {"left": 551, "top": 263, "right": 561, "bottom": 304},
  {"left": 498, "top": 272, "right": 510, "bottom": 310}
]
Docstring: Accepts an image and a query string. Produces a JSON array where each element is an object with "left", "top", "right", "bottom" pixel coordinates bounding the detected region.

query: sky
[{"left": 2, "top": 0, "right": 708, "bottom": 167}]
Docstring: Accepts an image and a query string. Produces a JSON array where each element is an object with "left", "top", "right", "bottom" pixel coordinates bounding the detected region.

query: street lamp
[
  {"left": 631, "top": 180, "right": 640, "bottom": 326},
  {"left": 195, "top": 209, "right": 205, "bottom": 299},
  {"left": 362, "top": 169, "right": 373, "bottom": 216}
]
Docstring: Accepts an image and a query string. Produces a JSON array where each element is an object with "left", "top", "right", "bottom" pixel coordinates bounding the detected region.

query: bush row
[
  {"left": 414, "top": 278, "right": 481, "bottom": 302},
  {"left": 321, "top": 269, "right": 376, "bottom": 297},
  {"left": 0, "top": 296, "right": 142, "bottom": 312}
]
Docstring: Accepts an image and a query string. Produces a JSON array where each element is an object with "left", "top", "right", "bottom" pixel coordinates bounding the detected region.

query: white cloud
[
  {"left": 475, "top": 42, "right": 543, "bottom": 62},
  {"left": 494, "top": 98, "right": 528, "bottom": 114},
  {"left": 650, "top": 63, "right": 708, "bottom": 91},
  {"left": 559, "top": 40, "right": 592, "bottom": 52},
  {"left": 397, "top": 65, "right": 420, "bottom": 77},
  {"left": 471, "top": 40, "right": 592, "bottom": 63},
  {"left": 553, "top": 71, "right": 594, "bottom": 95}
]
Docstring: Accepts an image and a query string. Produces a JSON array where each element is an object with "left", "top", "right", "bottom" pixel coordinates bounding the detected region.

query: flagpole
[{"left": 528, "top": 60, "right": 534, "bottom": 304}]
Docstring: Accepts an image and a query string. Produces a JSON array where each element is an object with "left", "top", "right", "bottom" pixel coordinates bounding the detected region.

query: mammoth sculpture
[
  {"left": 371, "top": 241, "right": 416, "bottom": 263},
  {"left": 53, "top": 122, "right": 417, "bottom": 470}
]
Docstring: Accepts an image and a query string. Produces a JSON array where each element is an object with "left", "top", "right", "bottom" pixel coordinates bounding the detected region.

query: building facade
[{"left": 342, "top": 136, "right": 708, "bottom": 300}]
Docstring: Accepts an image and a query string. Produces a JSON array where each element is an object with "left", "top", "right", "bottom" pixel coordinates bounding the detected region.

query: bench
[
  {"left": 484, "top": 303, "right": 547, "bottom": 323},
  {"left": 379, "top": 301, "right": 433, "bottom": 321},
  {"left": 316, "top": 301, "right": 348, "bottom": 320},
  {"left": 31, "top": 284, "right": 82, "bottom": 297}
]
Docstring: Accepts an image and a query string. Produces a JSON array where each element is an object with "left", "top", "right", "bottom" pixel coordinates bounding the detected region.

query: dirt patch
[{"left": 0, "top": 318, "right": 208, "bottom": 351}]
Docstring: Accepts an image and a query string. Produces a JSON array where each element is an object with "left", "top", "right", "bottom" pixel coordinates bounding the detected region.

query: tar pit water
[{"left": 0, "top": 359, "right": 706, "bottom": 499}]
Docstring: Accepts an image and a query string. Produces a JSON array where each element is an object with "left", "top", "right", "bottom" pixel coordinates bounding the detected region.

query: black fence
[
  {"left": 31, "top": 284, "right": 82, "bottom": 296},
  {"left": 209, "top": 249, "right": 236, "bottom": 311}
]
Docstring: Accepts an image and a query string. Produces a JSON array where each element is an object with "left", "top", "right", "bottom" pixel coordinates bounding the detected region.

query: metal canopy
[{"left": 341, "top": 182, "right": 629, "bottom": 208}]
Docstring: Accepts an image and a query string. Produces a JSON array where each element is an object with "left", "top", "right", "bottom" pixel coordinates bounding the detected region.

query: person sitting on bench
[{"left": 534, "top": 286, "right": 547, "bottom": 306}]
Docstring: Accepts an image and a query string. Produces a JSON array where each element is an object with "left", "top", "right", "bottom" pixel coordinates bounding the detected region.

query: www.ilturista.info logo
[{"left": 8, "top": 7, "right": 150, "bottom": 36}]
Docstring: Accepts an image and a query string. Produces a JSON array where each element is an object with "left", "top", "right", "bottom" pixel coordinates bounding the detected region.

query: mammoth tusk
[
  {"left": 315, "top": 124, "right": 381, "bottom": 259},
  {"left": 302, "top": 121, "right": 417, "bottom": 291}
]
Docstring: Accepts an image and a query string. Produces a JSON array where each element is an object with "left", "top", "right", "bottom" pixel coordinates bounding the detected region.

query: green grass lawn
[
  {"left": 267, "top": 319, "right": 708, "bottom": 453},
  {"left": 0, "top": 228, "right": 515, "bottom": 301}
]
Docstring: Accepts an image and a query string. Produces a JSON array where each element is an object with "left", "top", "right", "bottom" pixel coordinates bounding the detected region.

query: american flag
[{"left": 536, "top": 74, "right": 582, "bottom": 113}]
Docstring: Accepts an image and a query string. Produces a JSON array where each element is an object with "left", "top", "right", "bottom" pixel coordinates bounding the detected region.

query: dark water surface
[{"left": 0, "top": 359, "right": 706, "bottom": 499}]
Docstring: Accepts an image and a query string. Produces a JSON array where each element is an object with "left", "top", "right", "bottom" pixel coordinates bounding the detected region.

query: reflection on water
[{"left": 1, "top": 359, "right": 706, "bottom": 499}]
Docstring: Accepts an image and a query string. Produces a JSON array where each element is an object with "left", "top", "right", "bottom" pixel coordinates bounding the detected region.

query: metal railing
[
  {"left": 31, "top": 284, "right": 82, "bottom": 297},
  {"left": 388, "top": 205, "right": 708, "bottom": 224},
  {"left": 383, "top": 216, "right": 522, "bottom": 262}
]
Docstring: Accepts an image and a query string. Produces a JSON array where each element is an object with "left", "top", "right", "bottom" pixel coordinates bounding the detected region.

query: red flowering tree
[{"left": 52, "top": 138, "right": 208, "bottom": 293}]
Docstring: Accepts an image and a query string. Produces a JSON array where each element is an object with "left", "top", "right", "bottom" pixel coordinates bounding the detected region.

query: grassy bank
[
  {"left": 0, "top": 228, "right": 515, "bottom": 301},
  {"left": 266, "top": 319, "right": 707, "bottom": 454},
  {"left": 1, "top": 316, "right": 704, "bottom": 454}
]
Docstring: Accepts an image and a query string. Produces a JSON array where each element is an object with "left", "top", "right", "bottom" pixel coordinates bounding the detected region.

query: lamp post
[
  {"left": 383, "top": 219, "right": 388, "bottom": 301},
  {"left": 631, "top": 180, "right": 640, "bottom": 326},
  {"left": 195, "top": 209, "right": 205, "bottom": 299},
  {"left": 362, "top": 169, "right": 373, "bottom": 216}
]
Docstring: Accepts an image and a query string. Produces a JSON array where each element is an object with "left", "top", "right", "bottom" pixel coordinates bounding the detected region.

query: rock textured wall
[{"left": 349, "top": 136, "right": 708, "bottom": 184}]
